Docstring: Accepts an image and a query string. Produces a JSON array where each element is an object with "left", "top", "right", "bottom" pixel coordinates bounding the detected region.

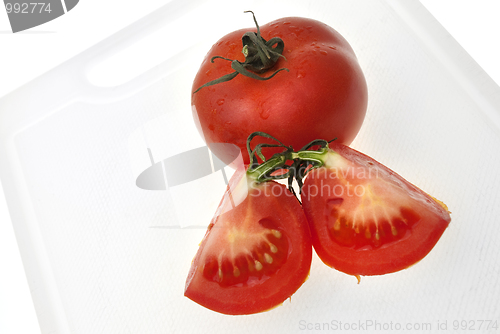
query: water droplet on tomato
[
  {"left": 296, "top": 70, "right": 306, "bottom": 79},
  {"left": 327, "top": 198, "right": 344, "bottom": 207},
  {"left": 217, "top": 99, "right": 225, "bottom": 106},
  {"left": 259, "top": 109, "right": 270, "bottom": 120},
  {"left": 320, "top": 50, "right": 328, "bottom": 56}
]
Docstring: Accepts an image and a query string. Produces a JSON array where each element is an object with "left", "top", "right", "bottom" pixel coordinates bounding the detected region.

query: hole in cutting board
[
  {"left": 86, "top": 17, "right": 193, "bottom": 87},
  {"left": 85, "top": 2, "right": 244, "bottom": 88}
]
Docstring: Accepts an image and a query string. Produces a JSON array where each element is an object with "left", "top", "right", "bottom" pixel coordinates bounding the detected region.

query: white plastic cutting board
[{"left": 1, "top": 0, "right": 500, "bottom": 333}]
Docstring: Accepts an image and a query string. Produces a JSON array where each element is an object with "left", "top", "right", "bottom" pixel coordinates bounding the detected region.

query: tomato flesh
[
  {"left": 185, "top": 168, "right": 312, "bottom": 315},
  {"left": 301, "top": 143, "right": 451, "bottom": 276},
  {"left": 200, "top": 218, "right": 288, "bottom": 287}
]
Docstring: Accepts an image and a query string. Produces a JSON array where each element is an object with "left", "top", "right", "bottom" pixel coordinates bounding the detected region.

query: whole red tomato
[{"left": 192, "top": 12, "right": 368, "bottom": 166}]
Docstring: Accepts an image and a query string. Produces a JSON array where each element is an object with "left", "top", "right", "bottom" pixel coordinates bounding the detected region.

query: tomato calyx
[
  {"left": 244, "top": 133, "right": 338, "bottom": 201},
  {"left": 193, "top": 11, "right": 289, "bottom": 94},
  {"left": 245, "top": 131, "right": 295, "bottom": 183},
  {"left": 286, "top": 138, "right": 337, "bottom": 197}
]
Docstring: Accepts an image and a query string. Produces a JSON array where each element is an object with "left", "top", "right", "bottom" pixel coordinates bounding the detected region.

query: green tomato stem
[
  {"left": 193, "top": 11, "right": 289, "bottom": 94},
  {"left": 243, "top": 132, "right": 338, "bottom": 200}
]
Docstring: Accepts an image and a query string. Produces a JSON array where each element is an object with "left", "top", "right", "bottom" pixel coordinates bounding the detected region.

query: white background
[{"left": 1, "top": 1, "right": 500, "bottom": 333}]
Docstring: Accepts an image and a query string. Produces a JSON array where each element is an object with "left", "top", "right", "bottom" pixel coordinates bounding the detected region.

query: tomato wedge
[
  {"left": 185, "top": 166, "right": 312, "bottom": 315},
  {"left": 300, "top": 142, "right": 451, "bottom": 276}
]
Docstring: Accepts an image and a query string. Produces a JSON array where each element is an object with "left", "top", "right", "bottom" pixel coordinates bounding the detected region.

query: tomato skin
[
  {"left": 301, "top": 143, "right": 451, "bottom": 276},
  {"left": 192, "top": 16, "right": 368, "bottom": 166},
  {"left": 185, "top": 167, "right": 312, "bottom": 315}
]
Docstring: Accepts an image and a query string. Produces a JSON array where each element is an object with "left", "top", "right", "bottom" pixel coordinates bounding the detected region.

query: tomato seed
[
  {"left": 264, "top": 253, "right": 273, "bottom": 264},
  {"left": 271, "top": 229, "right": 282, "bottom": 238},
  {"left": 255, "top": 260, "right": 263, "bottom": 271}
]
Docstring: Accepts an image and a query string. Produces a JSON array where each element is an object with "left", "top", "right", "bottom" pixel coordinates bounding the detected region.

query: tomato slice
[
  {"left": 300, "top": 143, "right": 451, "bottom": 276},
  {"left": 185, "top": 167, "right": 312, "bottom": 315}
]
